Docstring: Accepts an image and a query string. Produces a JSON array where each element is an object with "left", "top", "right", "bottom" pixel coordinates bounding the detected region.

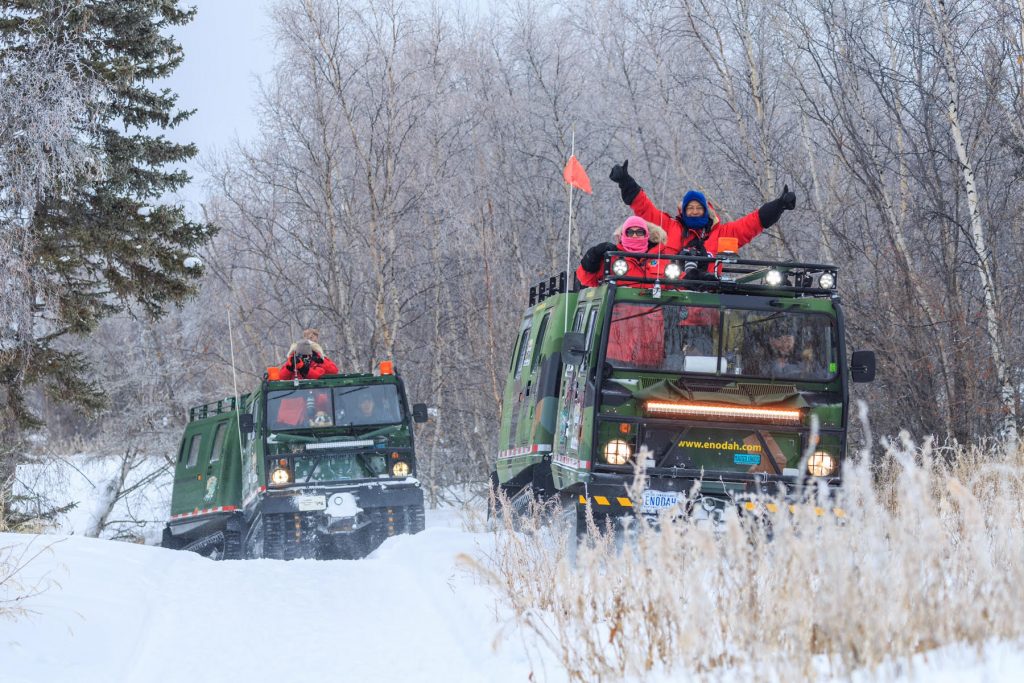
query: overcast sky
[
  {"left": 161, "top": 0, "right": 278, "bottom": 218},
  {"left": 161, "top": 0, "right": 489, "bottom": 219}
]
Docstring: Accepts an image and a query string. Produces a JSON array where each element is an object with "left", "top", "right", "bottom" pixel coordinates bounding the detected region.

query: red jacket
[
  {"left": 279, "top": 355, "right": 339, "bottom": 380},
  {"left": 629, "top": 190, "right": 763, "bottom": 255},
  {"left": 575, "top": 246, "right": 674, "bottom": 289}
]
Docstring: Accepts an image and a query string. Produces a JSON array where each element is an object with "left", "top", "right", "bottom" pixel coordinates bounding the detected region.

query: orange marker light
[
  {"left": 379, "top": 360, "right": 394, "bottom": 375},
  {"left": 267, "top": 367, "right": 281, "bottom": 380},
  {"left": 619, "top": 423, "right": 631, "bottom": 434},
  {"left": 718, "top": 236, "right": 739, "bottom": 254}
]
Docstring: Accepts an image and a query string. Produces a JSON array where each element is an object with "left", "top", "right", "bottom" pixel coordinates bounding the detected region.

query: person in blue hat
[{"left": 608, "top": 160, "right": 796, "bottom": 261}]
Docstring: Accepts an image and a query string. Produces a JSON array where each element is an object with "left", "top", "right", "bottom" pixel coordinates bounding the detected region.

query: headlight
[
  {"left": 664, "top": 263, "right": 682, "bottom": 280},
  {"left": 819, "top": 272, "right": 836, "bottom": 289},
  {"left": 270, "top": 467, "right": 291, "bottom": 485},
  {"left": 807, "top": 451, "right": 837, "bottom": 477},
  {"left": 603, "top": 439, "right": 632, "bottom": 465},
  {"left": 765, "top": 269, "right": 783, "bottom": 286},
  {"left": 611, "top": 258, "right": 629, "bottom": 276},
  {"left": 391, "top": 461, "right": 411, "bottom": 477}
]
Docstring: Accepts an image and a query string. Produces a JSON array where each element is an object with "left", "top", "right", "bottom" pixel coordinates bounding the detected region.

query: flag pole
[{"left": 565, "top": 126, "right": 575, "bottom": 333}]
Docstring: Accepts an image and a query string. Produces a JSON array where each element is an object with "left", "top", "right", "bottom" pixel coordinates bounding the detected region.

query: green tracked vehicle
[
  {"left": 494, "top": 253, "right": 875, "bottom": 533},
  {"left": 161, "top": 363, "right": 429, "bottom": 560}
]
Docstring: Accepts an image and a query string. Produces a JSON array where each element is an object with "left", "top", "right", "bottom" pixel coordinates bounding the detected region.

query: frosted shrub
[{"left": 476, "top": 437, "right": 1024, "bottom": 681}]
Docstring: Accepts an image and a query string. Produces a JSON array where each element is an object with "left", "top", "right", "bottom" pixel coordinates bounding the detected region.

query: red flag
[{"left": 563, "top": 155, "right": 592, "bottom": 194}]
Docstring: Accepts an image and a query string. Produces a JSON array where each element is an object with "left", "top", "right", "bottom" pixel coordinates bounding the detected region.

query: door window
[
  {"left": 513, "top": 326, "right": 532, "bottom": 379},
  {"left": 185, "top": 434, "right": 203, "bottom": 468},
  {"left": 531, "top": 313, "right": 550, "bottom": 371},
  {"left": 210, "top": 423, "right": 228, "bottom": 463}
]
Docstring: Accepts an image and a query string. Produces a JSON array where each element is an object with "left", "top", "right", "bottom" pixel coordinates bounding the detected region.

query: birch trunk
[{"left": 930, "top": 0, "right": 1018, "bottom": 442}]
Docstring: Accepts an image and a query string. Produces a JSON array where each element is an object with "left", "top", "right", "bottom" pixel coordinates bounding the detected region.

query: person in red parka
[
  {"left": 608, "top": 160, "right": 796, "bottom": 259},
  {"left": 576, "top": 216, "right": 672, "bottom": 289},
  {"left": 279, "top": 339, "right": 339, "bottom": 380}
]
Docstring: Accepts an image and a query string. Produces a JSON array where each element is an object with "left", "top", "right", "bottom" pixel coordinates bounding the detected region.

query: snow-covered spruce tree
[{"left": 0, "top": 1, "right": 213, "bottom": 495}]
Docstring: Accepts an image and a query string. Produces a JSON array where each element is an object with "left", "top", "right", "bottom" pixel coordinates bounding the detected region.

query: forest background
[{"left": 5, "top": 0, "right": 1024, "bottom": 507}]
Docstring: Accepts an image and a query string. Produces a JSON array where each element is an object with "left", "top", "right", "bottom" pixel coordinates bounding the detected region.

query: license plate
[
  {"left": 296, "top": 495, "right": 326, "bottom": 511},
  {"left": 641, "top": 490, "right": 680, "bottom": 514}
]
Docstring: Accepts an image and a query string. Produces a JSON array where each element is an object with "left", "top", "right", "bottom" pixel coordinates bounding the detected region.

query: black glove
[
  {"left": 285, "top": 355, "right": 295, "bottom": 372},
  {"left": 684, "top": 268, "right": 719, "bottom": 282},
  {"left": 580, "top": 242, "right": 617, "bottom": 272},
  {"left": 780, "top": 184, "right": 796, "bottom": 210},
  {"left": 757, "top": 184, "right": 796, "bottom": 229},
  {"left": 311, "top": 352, "right": 323, "bottom": 364},
  {"left": 609, "top": 159, "right": 641, "bottom": 205}
]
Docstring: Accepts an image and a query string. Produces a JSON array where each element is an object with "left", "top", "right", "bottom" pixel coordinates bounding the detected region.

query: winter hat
[
  {"left": 288, "top": 336, "right": 324, "bottom": 357},
  {"left": 680, "top": 190, "right": 711, "bottom": 231},
  {"left": 618, "top": 216, "right": 650, "bottom": 252},
  {"left": 292, "top": 340, "right": 315, "bottom": 357}
]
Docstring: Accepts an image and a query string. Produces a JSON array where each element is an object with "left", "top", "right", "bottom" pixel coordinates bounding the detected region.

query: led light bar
[
  {"left": 644, "top": 401, "right": 802, "bottom": 425},
  {"left": 305, "top": 439, "right": 375, "bottom": 450}
]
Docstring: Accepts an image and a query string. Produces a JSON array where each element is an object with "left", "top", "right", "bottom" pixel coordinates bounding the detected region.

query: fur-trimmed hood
[{"left": 613, "top": 219, "right": 668, "bottom": 245}]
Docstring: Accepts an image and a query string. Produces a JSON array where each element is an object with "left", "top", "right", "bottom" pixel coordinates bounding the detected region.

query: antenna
[
  {"left": 564, "top": 125, "right": 575, "bottom": 333},
  {"left": 227, "top": 307, "right": 244, "bottom": 450}
]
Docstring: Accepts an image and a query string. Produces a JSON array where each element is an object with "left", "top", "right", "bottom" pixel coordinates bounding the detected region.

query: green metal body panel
[
  {"left": 238, "top": 373, "right": 415, "bottom": 506},
  {"left": 170, "top": 412, "right": 245, "bottom": 515},
  {"left": 496, "top": 292, "right": 577, "bottom": 486}
]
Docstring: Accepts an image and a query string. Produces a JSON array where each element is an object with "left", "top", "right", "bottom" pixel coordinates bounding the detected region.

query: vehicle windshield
[
  {"left": 267, "top": 384, "right": 403, "bottom": 430},
  {"left": 605, "top": 302, "right": 837, "bottom": 382}
]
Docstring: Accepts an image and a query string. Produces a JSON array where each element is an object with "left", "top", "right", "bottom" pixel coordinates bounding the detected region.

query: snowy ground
[
  {"left": 1, "top": 509, "right": 567, "bottom": 683},
  {"left": 5, "top": 454, "right": 1024, "bottom": 682},
  {"left": 5, "top": 518, "right": 1024, "bottom": 683}
]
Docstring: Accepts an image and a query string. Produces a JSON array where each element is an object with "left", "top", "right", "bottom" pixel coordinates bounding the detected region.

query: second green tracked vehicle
[{"left": 162, "top": 362, "right": 429, "bottom": 560}]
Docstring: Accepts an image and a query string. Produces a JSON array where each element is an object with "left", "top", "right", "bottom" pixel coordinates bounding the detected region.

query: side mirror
[
  {"left": 850, "top": 350, "right": 876, "bottom": 383},
  {"left": 561, "top": 332, "right": 587, "bottom": 366},
  {"left": 412, "top": 403, "right": 429, "bottom": 423},
  {"left": 238, "top": 413, "right": 255, "bottom": 434}
]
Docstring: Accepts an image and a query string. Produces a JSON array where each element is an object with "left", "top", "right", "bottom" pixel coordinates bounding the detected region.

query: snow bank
[{"left": 0, "top": 510, "right": 561, "bottom": 683}]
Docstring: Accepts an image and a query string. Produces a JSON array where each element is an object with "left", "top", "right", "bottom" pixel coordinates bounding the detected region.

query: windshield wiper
[
  {"left": 356, "top": 452, "right": 380, "bottom": 478},
  {"left": 358, "top": 424, "right": 402, "bottom": 439},
  {"left": 301, "top": 454, "right": 323, "bottom": 483},
  {"left": 614, "top": 304, "right": 666, "bottom": 323},
  {"left": 268, "top": 432, "right": 317, "bottom": 444}
]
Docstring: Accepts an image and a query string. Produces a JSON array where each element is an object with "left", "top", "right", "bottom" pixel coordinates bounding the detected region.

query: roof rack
[
  {"left": 529, "top": 271, "right": 568, "bottom": 306},
  {"left": 188, "top": 394, "right": 249, "bottom": 423},
  {"left": 597, "top": 252, "right": 838, "bottom": 297}
]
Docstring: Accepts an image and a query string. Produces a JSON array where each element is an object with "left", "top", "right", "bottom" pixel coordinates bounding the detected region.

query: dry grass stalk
[{"left": 477, "top": 436, "right": 1024, "bottom": 681}]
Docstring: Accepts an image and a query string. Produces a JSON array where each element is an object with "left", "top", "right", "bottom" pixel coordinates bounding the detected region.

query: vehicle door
[
  {"left": 515, "top": 310, "right": 552, "bottom": 445},
  {"left": 171, "top": 425, "right": 210, "bottom": 515},
  {"left": 502, "top": 318, "right": 533, "bottom": 447},
  {"left": 201, "top": 420, "right": 232, "bottom": 507}
]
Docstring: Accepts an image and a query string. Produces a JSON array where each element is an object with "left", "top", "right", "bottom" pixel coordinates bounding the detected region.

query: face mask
[
  {"left": 621, "top": 227, "right": 649, "bottom": 253},
  {"left": 682, "top": 213, "right": 710, "bottom": 231}
]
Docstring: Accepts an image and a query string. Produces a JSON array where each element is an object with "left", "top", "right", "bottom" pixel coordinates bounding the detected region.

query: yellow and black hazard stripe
[{"left": 577, "top": 495, "right": 633, "bottom": 509}]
